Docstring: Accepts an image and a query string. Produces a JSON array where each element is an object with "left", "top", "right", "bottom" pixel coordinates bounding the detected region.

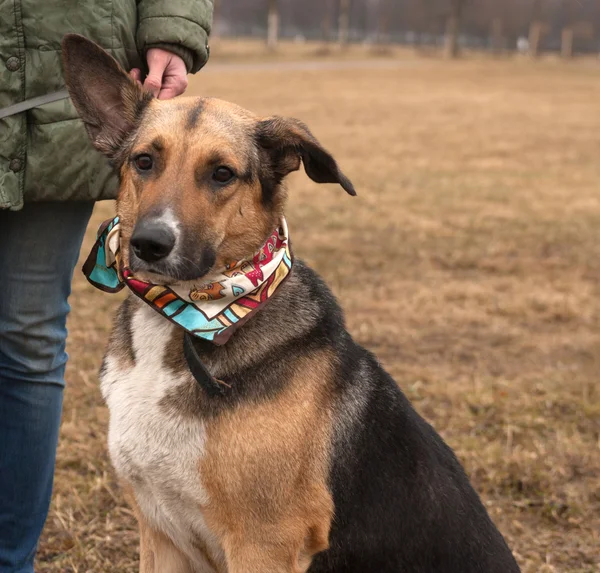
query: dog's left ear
[{"left": 257, "top": 116, "right": 356, "bottom": 196}]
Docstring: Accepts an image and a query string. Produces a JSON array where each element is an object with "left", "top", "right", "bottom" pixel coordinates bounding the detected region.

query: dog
[{"left": 62, "top": 35, "right": 521, "bottom": 573}]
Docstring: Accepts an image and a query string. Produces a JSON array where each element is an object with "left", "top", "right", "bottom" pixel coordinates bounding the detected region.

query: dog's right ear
[{"left": 61, "top": 34, "right": 152, "bottom": 160}]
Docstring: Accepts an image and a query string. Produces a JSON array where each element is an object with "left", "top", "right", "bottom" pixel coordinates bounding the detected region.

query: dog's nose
[{"left": 130, "top": 221, "right": 176, "bottom": 263}]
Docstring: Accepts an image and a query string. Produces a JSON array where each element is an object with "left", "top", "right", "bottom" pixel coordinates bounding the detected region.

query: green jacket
[{"left": 0, "top": 0, "right": 212, "bottom": 211}]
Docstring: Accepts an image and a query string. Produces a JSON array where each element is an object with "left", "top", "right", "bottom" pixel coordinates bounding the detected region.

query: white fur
[
  {"left": 154, "top": 208, "right": 181, "bottom": 245},
  {"left": 149, "top": 208, "right": 184, "bottom": 272},
  {"left": 101, "top": 304, "right": 224, "bottom": 571}
]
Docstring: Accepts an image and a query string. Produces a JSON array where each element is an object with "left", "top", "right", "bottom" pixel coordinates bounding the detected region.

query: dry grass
[
  {"left": 37, "top": 42, "right": 600, "bottom": 572},
  {"left": 206, "top": 37, "right": 412, "bottom": 62}
]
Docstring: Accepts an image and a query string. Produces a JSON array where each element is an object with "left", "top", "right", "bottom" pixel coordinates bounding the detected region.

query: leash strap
[
  {"left": 183, "top": 332, "right": 228, "bottom": 397},
  {"left": 0, "top": 89, "right": 70, "bottom": 120}
]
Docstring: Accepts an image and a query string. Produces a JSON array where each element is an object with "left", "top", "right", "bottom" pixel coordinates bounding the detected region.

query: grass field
[{"left": 37, "top": 42, "right": 600, "bottom": 572}]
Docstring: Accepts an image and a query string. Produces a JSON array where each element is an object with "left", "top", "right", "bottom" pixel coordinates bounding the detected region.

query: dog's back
[
  {"left": 310, "top": 306, "right": 518, "bottom": 571},
  {"left": 269, "top": 263, "right": 520, "bottom": 573}
]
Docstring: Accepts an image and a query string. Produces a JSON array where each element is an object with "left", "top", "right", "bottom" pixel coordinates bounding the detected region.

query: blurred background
[
  {"left": 38, "top": 2, "right": 599, "bottom": 572},
  {"left": 213, "top": 0, "right": 600, "bottom": 57}
]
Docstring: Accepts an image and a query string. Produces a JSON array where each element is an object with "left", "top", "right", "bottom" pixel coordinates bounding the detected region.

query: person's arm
[{"left": 132, "top": 0, "right": 213, "bottom": 99}]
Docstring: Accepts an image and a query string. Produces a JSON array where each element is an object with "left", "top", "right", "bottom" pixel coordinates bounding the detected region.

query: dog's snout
[{"left": 130, "top": 221, "right": 176, "bottom": 263}]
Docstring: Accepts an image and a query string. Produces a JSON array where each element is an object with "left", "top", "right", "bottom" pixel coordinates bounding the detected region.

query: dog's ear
[
  {"left": 61, "top": 34, "right": 152, "bottom": 160},
  {"left": 256, "top": 116, "right": 356, "bottom": 196}
]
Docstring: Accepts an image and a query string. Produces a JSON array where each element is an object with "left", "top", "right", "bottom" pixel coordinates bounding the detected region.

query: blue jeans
[{"left": 0, "top": 201, "right": 93, "bottom": 572}]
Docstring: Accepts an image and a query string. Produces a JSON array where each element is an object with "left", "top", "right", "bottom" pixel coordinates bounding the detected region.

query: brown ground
[{"left": 37, "top": 42, "right": 600, "bottom": 572}]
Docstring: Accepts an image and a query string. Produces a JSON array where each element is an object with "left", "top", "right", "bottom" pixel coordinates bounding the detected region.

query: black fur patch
[
  {"left": 186, "top": 100, "right": 205, "bottom": 130},
  {"left": 151, "top": 137, "right": 165, "bottom": 152},
  {"left": 256, "top": 147, "right": 281, "bottom": 206},
  {"left": 174, "top": 244, "right": 217, "bottom": 282},
  {"left": 256, "top": 116, "right": 356, "bottom": 196},
  {"left": 100, "top": 297, "right": 136, "bottom": 385}
]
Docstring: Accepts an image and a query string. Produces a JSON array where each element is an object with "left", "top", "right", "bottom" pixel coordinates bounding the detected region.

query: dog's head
[{"left": 62, "top": 34, "right": 355, "bottom": 283}]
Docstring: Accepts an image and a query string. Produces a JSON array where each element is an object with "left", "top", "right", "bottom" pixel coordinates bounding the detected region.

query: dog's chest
[{"left": 100, "top": 304, "right": 223, "bottom": 570}]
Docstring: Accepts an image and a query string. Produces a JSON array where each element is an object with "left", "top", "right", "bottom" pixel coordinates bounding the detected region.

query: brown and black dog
[{"left": 62, "top": 35, "right": 520, "bottom": 573}]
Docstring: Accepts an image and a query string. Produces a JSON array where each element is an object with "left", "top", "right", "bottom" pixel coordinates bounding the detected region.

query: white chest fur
[{"left": 100, "top": 304, "right": 223, "bottom": 571}]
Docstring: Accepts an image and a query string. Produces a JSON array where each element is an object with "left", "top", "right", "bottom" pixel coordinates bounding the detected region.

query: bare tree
[
  {"left": 321, "top": 0, "right": 334, "bottom": 42},
  {"left": 444, "top": 0, "right": 467, "bottom": 59},
  {"left": 559, "top": 0, "right": 593, "bottom": 58},
  {"left": 267, "top": 0, "right": 279, "bottom": 50},
  {"left": 485, "top": 0, "right": 514, "bottom": 54},
  {"left": 561, "top": 29, "right": 574, "bottom": 57},
  {"left": 528, "top": 0, "right": 545, "bottom": 57},
  {"left": 338, "top": 0, "right": 351, "bottom": 48},
  {"left": 490, "top": 17, "right": 503, "bottom": 53},
  {"left": 376, "top": 0, "right": 391, "bottom": 45},
  {"left": 559, "top": 0, "right": 573, "bottom": 57},
  {"left": 212, "top": 0, "right": 221, "bottom": 40}
]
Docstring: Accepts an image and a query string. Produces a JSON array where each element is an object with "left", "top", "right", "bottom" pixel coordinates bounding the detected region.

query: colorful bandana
[{"left": 83, "top": 216, "right": 293, "bottom": 345}]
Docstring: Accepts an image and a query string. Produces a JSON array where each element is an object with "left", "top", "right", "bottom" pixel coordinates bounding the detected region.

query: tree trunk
[
  {"left": 267, "top": 0, "right": 279, "bottom": 50},
  {"left": 212, "top": 0, "right": 221, "bottom": 40},
  {"left": 491, "top": 17, "right": 503, "bottom": 54},
  {"left": 376, "top": 0, "right": 390, "bottom": 45},
  {"left": 561, "top": 27, "right": 574, "bottom": 58},
  {"left": 444, "top": 0, "right": 463, "bottom": 59},
  {"left": 560, "top": 0, "right": 577, "bottom": 59},
  {"left": 528, "top": 21, "right": 542, "bottom": 57},
  {"left": 322, "top": 0, "right": 333, "bottom": 42},
  {"left": 528, "top": 0, "right": 542, "bottom": 58},
  {"left": 444, "top": 17, "right": 459, "bottom": 58},
  {"left": 338, "top": 0, "right": 350, "bottom": 48}
]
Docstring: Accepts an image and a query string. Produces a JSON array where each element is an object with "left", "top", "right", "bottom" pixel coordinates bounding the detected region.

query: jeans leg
[{"left": 0, "top": 201, "right": 94, "bottom": 572}]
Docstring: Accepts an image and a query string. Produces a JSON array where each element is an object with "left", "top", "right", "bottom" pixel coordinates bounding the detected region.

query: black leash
[{"left": 183, "top": 332, "right": 229, "bottom": 397}]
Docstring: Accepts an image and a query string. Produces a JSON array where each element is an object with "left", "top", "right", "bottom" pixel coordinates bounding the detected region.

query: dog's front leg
[
  {"left": 124, "top": 486, "right": 195, "bottom": 573},
  {"left": 222, "top": 522, "right": 330, "bottom": 573},
  {"left": 227, "top": 552, "right": 305, "bottom": 573},
  {"left": 137, "top": 518, "right": 195, "bottom": 573}
]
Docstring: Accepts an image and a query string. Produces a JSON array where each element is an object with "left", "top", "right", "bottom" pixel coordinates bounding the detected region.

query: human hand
[{"left": 130, "top": 49, "right": 188, "bottom": 100}]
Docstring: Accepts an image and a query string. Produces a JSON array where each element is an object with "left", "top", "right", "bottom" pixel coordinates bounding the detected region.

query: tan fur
[
  {"left": 199, "top": 350, "right": 336, "bottom": 573},
  {"left": 117, "top": 98, "right": 281, "bottom": 278}
]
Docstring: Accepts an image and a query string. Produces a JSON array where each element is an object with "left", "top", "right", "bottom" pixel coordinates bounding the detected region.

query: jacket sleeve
[{"left": 136, "top": 0, "right": 213, "bottom": 74}]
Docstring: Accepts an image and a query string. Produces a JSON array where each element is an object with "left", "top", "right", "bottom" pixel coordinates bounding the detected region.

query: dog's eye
[
  {"left": 134, "top": 154, "right": 153, "bottom": 172},
  {"left": 212, "top": 166, "right": 235, "bottom": 184}
]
